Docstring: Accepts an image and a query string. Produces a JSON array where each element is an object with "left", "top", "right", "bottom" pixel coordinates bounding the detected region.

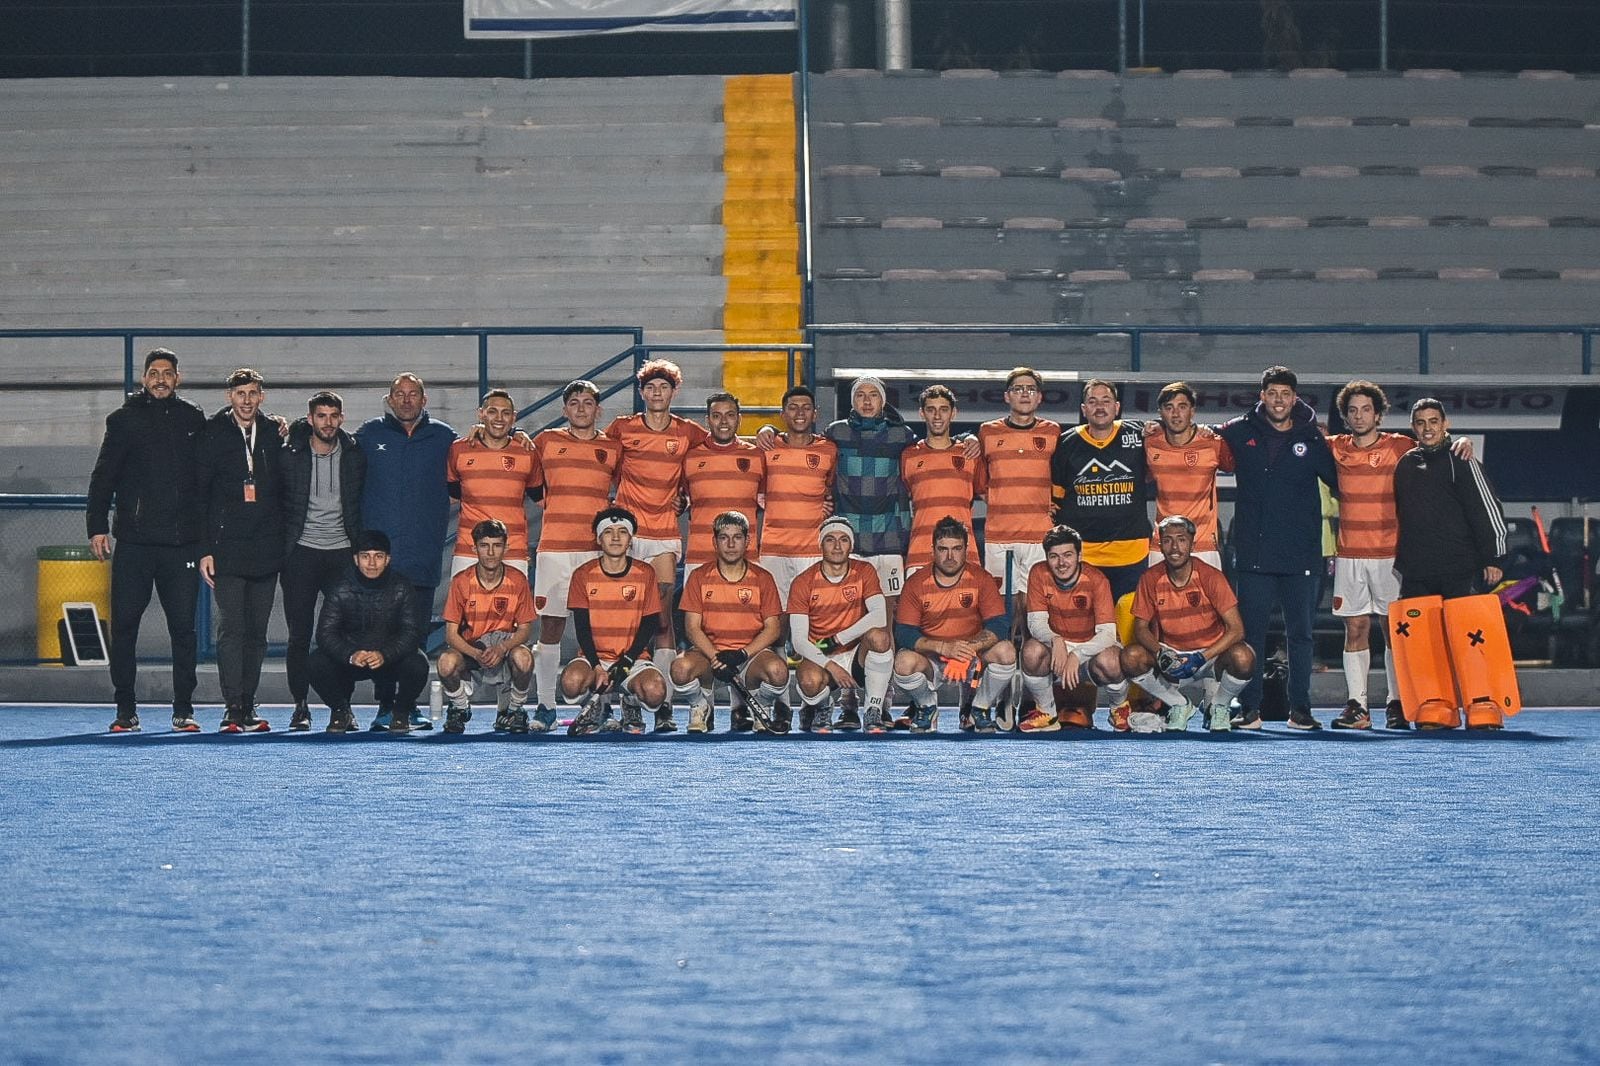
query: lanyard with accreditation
[{"left": 240, "top": 420, "right": 257, "bottom": 502}]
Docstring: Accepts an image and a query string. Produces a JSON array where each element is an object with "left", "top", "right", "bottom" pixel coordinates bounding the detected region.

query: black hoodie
[{"left": 86, "top": 389, "right": 207, "bottom": 545}]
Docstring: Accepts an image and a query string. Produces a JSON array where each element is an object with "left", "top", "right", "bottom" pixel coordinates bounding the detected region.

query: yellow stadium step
[
  {"left": 727, "top": 276, "right": 802, "bottom": 303},
  {"left": 723, "top": 243, "right": 799, "bottom": 275},
  {"left": 723, "top": 304, "right": 801, "bottom": 332},
  {"left": 722, "top": 200, "right": 796, "bottom": 228},
  {"left": 724, "top": 175, "right": 798, "bottom": 199}
]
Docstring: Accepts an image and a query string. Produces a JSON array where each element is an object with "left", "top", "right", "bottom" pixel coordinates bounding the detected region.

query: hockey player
[
  {"left": 436, "top": 519, "right": 537, "bottom": 734},
  {"left": 788, "top": 516, "right": 895, "bottom": 734},
  {"left": 1017, "top": 525, "right": 1126, "bottom": 732}
]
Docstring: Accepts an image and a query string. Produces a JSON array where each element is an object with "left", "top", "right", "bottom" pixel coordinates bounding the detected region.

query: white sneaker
[
  {"left": 1128, "top": 710, "right": 1167, "bottom": 734},
  {"left": 687, "top": 696, "right": 713, "bottom": 734},
  {"left": 1207, "top": 702, "right": 1232, "bottom": 733},
  {"left": 1165, "top": 701, "right": 1195, "bottom": 732}
]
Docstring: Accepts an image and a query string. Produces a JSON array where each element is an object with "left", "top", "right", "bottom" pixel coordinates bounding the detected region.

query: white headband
[
  {"left": 596, "top": 515, "right": 635, "bottom": 537},
  {"left": 818, "top": 516, "right": 856, "bottom": 548}
]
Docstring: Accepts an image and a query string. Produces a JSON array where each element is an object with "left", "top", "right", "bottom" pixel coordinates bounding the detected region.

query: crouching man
[
  {"left": 1120, "top": 516, "right": 1254, "bottom": 733},
  {"left": 437, "top": 519, "right": 538, "bottom": 735},
  {"left": 1018, "top": 524, "right": 1126, "bottom": 732},
  {"left": 306, "top": 530, "right": 427, "bottom": 734}
]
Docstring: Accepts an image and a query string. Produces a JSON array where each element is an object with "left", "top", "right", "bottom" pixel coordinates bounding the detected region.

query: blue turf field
[{"left": 2, "top": 705, "right": 1597, "bottom": 1065}]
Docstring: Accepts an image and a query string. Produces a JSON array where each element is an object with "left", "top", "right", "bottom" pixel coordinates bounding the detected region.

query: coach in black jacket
[
  {"left": 196, "top": 368, "right": 287, "bottom": 732},
  {"left": 86, "top": 348, "right": 207, "bottom": 732},
  {"left": 1215, "top": 366, "right": 1339, "bottom": 730},
  {"left": 1394, "top": 399, "right": 1508, "bottom": 598},
  {"left": 279, "top": 391, "right": 367, "bottom": 730},
  {"left": 306, "top": 530, "right": 427, "bottom": 733}
]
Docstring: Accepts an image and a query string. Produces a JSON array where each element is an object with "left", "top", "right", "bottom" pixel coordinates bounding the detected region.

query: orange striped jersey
[
  {"left": 761, "top": 435, "right": 837, "bottom": 557},
  {"left": 1328, "top": 432, "right": 1412, "bottom": 559},
  {"left": 901, "top": 439, "right": 985, "bottom": 569},
  {"left": 442, "top": 565, "right": 537, "bottom": 643},
  {"left": 978, "top": 417, "right": 1060, "bottom": 544},
  {"left": 532, "top": 429, "right": 621, "bottom": 554},
  {"left": 1133, "top": 559, "right": 1237, "bottom": 651},
  {"left": 567, "top": 557, "right": 662, "bottom": 662},
  {"left": 897, "top": 564, "right": 1006, "bottom": 642},
  {"left": 1144, "top": 432, "right": 1234, "bottom": 554},
  {"left": 787, "top": 559, "right": 884, "bottom": 645},
  {"left": 682, "top": 561, "right": 782, "bottom": 652},
  {"left": 683, "top": 438, "right": 764, "bottom": 565},
  {"left": 605, "top": 413, "right": 709, "bottom": 541},
  {"left": 1025, "top": 561, "right": 1116, "bottom": 643},
  {"left": 447, "top": 439, "right": 542, "bottom": 559}
]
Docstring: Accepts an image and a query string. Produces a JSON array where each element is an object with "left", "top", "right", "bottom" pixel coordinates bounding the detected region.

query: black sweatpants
[
  {"left": 306, "top": 646, "right": 428, "bottom": 711},
  {"left": 108, "top": 540, "right": 200, "bottom": 715},
  {"left": 1399, "top": 572, "right": 1480, "bottom": 600},
  {"left": 371, "top": 583, "right": 434, "bottom": 712},
  {"left": 280, "top": 545, "right": 352, "bottom": 702},
  {"left": 213, "top": 572, "right": 278, "bottom": 707}
]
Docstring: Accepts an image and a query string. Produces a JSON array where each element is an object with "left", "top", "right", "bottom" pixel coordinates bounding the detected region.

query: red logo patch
[
  {"left": 1032, "top": 436, "right": 1047, "bottom": 451},
  {"left": 952, "top": 456, "right": 965, "bottom": 471},
  {"left": 501, "top": 456, "right": 516, "bottom": 470},
  {"left": 622, "top": 585, "right": 638, "bottom": 602},
  {"left": 738, "top": 587, "right": 754, "bottom": 605},
  {"left": 492, "top": 596, "right": 509, "bottom": 613},
  {"left": 960, "top": 592, "right": 974, "bottom": 608},
  {"left": 666, "top": 439, "right": 679, "bottom": 455},
  {"left": 536, "top": 595, "right": 547, "bottom": 610},
  {"left": 843, "top": 585, "right": 859, "bottom": 602},
  {"left": 1187, "top": 591, "right": 1201, "bottom": 607},
  {"left": 1184, "top": 451, "right": 1198, "bottom": 467},
  {"left": 595, "top": 448, "right": 610, "bottom": 464},
  {"left": 1073, "top": 595, "right": 1088, "bottom": 609},
  {"left": 806, "top": 453, "right": 820, "bottom": 469},
  {"left": 1368, "top": 451, "right": 1383, "bottom": 468},
  {"left": 736, "top": 457, "right": 751, "bottom": 474}
]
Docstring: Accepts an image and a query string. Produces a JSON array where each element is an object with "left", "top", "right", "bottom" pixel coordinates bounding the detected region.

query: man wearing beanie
[{"left": 305, "top": 530, "right": 427, "bottom": 734}]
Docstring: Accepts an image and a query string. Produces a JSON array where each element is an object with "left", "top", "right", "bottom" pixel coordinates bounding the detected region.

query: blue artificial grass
[{"left": 2, "top": 706, "right": 1596, "bottom": 1064}]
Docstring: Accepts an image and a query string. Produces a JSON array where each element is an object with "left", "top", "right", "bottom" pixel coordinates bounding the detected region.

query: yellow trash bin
[{"left": 36, "top": 546, "right": 111, "bottom": 663}]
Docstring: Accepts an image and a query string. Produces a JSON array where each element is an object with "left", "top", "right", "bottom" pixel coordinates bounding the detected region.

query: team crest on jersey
[
  {"left": 1187, "top": 591, "right": 1201, "bottom": 607},
  {"left": 666, "top": 439, "right": 680, "bottom": 455},
  {"left": 595, "top": 448, "right": 610, "bottom": 463},
  {"left": 501, "top": 456, "right": 516, "bottom": 471},
  {"left": 1185, "top": 451, "right": 1199, "bottom": 467},
  {"left": 738, "top": 587, "right": 754, "bottom": 605},
  {"left": 1368, "top": 451, "right": 1383, "bottom": 468},
  {"left": 806, "top": 453, "right": 820, "bottom": 469},
  {"left": 622, "top": 585, "right": 639, "bottom": 602},
  {"left": 960, "top": 592, "right": 974, "bottom": 608},
  {"left": 736, "top": 458, "right": 751, "bottom": 473},
  {"left": 493, "top": 596, "right": 509, "bottom": 613},
  {"left": 843, "top": 585, "right": 858, "bottom": 602},
  {"left": 1032, "top": 436, "right": 1047, "bottom": 451},
  {"left": 952, "top": 456, "right": 966, "bottom": 471},
  {"left": 1074, "top": 595, "right": 1088, "bottom": 609}
]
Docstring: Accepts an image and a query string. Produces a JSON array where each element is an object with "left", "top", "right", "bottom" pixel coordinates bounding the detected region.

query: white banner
[{"left": 465, "top": 0, "right": 796, "bottom": 39}]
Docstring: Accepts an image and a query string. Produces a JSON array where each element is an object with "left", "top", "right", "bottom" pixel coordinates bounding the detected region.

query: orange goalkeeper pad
[
  {"left": 1442, "top": 593, "right": 1522, "bottom": 718},
  {"left": 1388, "top": 596, "right": 1459, "bottom": 726}
]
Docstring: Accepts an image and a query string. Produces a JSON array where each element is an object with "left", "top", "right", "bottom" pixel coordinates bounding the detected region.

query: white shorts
[
  {"left": 1332, "top": 556, "right": 1401, "bottom": 617},
  {"left": 764, "top": 554, "right": 823, "bottom": 604},
  {"left": 864, "top": 554, "right": 905, "bottom": 597},
  {"left": 459, "top": 630, "right": 529, "bottom": 687},
  {"left": 533, "top": 550, "right": 599, "bottom": 618},
  {"left": 985, "top": 541, "right": 1045, "bottom": 597},
  {"left": 450, "top": 555, "right": 530, "bottom": 578},
  {"left": 1147, "top": 550, "right": 1222, "bottom": 570},
  {"left": 628, "top": 536, "right": 682, "bottom": 565}
]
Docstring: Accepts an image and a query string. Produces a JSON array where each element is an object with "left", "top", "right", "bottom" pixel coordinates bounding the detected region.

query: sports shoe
[
  {"left": 1385, "top": 701, "right": 1410, "bottom": 730},
  {"left": 866, "top": 706, "right": 889, "bottom": 734},
  {"left": 369, "top": 707, "right": 393, "bottom": 732},
  {"left": 1206, "top": 702, "right": 1231, "bottom": 732},
  {"left": 1018, "top": 708, "right": 1061, "bottom": 733},
  {"left": 909, "top": 703, "right": 939, "bottom": 734},
  {"left": 1331, "top": 700, "right": 1372, "bottom": 730},
  {"left": 807, "top": 707, "right": 832, "bottom": 734},
  {"left": 327, "top": 706, "right": 356, "bottom": 733},
  {"left": 767, "top": 702, "right": 792, "bottom": 735},
  {"left": 970, "top": 707, "right": 996, "bottom": 734},
  {"left": 1286, "top": 706, "right": 1322, "bottom": 731},
  {"left": 1056, "top": 707, "right": 1093, "bottom": 730},
  {"left": 388, "top": 709, "right": 412, "bottom": 734},
  {"left": 568, "top": 693, "right": 608, "bottom": 736},
  {"left": 654, "top": 708, "right": 678, "bottom": 733},
  {"left": 619, "top": 702, "right": 646, "bottom": 735},
  {"left": 408, "top": 708, "right": 432, "bottom": 732},
  {"left": 289, "top": 701, "right": 312, "bottom": 732},
  {"left": 730, "top": 699, "right": 754, "bottom": 732},
  {"left": 958, "top": 708, "right": 976, "bottom": 732},
  {"left": 530, "top": 706, "right": 559, "bottom": 733},
  {"left": 443, "top": 706, "right": 470, "bottom": 734},
  {"left": 1109, "top": 699, "right": 1132, "bottom": 733},
  {"left": 507, "top": 708, "right": 530, "bottom": 734},
  {"left": 687, "top": 697, "right": 713, "bottom": 734},
  {"left": 1127, "top": 710, "right": 1166, "bottom": 733},
  {"left": 218, "top": 706, "right": 245, "bottom": 734},
  {"left": 834, "top": 704, "right": 862, "bottom": 732},
  {"left": 890, "top": 712, "right": 914, "bottom": 731},
  {"left": 170, "top": 712, "right": 200, "bottom": 733},
  {"left": 1165, "top": 701, "right": 1196, "bottom": 733},
  {"left": 1230, "top": 705, "right": 1263, "bottom": 730},
  {"left": 110, "top": 711, "right": 141, "bottom": 733},
  {"left": 492, "top": 707, "right": 513, "bottom": 732}
]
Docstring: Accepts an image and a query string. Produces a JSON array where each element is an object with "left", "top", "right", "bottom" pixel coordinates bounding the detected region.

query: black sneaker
[
  {"left": 970, "top": 707, "right": 996, "bottom": 734},
  {"left": 388, "top": 710, "right": 412, "bottom": 734},
  {"left": 289, "top": 701, "right": 312, "bottom": 732},
  {"left": 767, "top": 701, "right": 792, "bottom": 735},
  {"left": 492, "top": 707, "right": 513, "bottom": 732},
  {"left": 654, "top": 708, "right": 678, "bottom": 733},
  {"left": 1230, "top": 705, "right": 1263, "bottom": 730},
  {"left": 218, "top": 706, "right": 245, "bottom": 734},
  {"left": 1286, "top": 706, "right": 1322, "bottom": 731},
  {"left": 507, "top": 708, "right": 530, "bottom": 734},
  {"left": 1385, "top": 700, "right": 1410, "bottom": 730},
  {"left": 327, "top": 707, "right": 355, "bottom": 733},
  {"left": 110, "top": 710, "right": 141, "bottom": 733},
  {"left": 240, "top": 705, "right": 270, "bottom": 733},
  {"left": 619, "top": 702, "right": 646, "bottom": 735},
  {"left": 170, "top": 711, "right": 200, "bottom": 733},
  {"left": 444, "top": 706, "right": 470, "bottom": 734},
  {"left": 834, "top": 705, "right": 862, "bottom": 732},
  {"left": 1331, "top": 700, "right": 1372, "bottom": 730},
  {"left": 731, "top": 700, "right": 754, "bottom": 733}
]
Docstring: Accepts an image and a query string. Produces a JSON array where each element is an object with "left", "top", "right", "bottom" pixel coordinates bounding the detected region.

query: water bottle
[{"left": 429, "top": 680, "right": 444, "bottom": 722}]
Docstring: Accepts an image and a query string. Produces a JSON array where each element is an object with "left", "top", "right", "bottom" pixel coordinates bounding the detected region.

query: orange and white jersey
[
  {"left": 683, "top": 438, "right": 764, "bottom": 566},
  {"left": 901, "top": 439, "right": 984, "bottom": 570},
  {"left": 443, "top": 565, "right": 537, "bottom": 642},
  {"left": 531, "top": 429, "right": 620, "bottom": 554},
  {"left": 897, "top": 564, "right": 1007, "bottom": 643},
  {"left": 605, "top": 413, "right": 709, "bottom": 541},
  {"left": 787, "top": 558, "right": 883, "bottom": 646},
  {"left": 567, "top": 557, "right": 662, "bottom": 663},
  {"left": 761, "top": 435, "right": 837, "bottom": 557},
  {"left": 1328, "top": 432, "right": 1412, "bottom": 559},
  {"left": 447, "top": 438, "right": 542, "bottom": 560},
  {"left": 1025, "top": 561, "right": 1116, "bottom": 644},
  {"left": 1133, "top": 559, "right": 1237, "bottom": 652},
  {"left": 978, "top": 417, "right": 1060, "bottom": 545},
  {"left": 682, "top": 561, "right": 782, "bottom": 653},
  {"left": 1144, "top": 432, "right": 1233, "bottom": 555}
]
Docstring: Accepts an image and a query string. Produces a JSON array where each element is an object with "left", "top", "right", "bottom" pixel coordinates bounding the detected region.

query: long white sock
[
  {"left": 757, "top": 680, "right": 788, "bottom": 704},
  {"left": 1343, "top": 648, "right": 1371, "bottom": 705},
  {"left": 894, "top": 671, "right": 937, "bottom": 706},
  {"left": 863, "top": 648, "right": 893, "bottom": 714},
  {"left": 974, "top": 661, "right": 1016, "bottom": 709},
  {"left": 442, "top": 678, "right": 471, "bottom": 710},
  {"left": 1104, "top": 678, "right": 1129, "bottom": 708},
  {"left": 800, "top": 684, "right": 830, "bottom": 708},
  {"left": 1023, "top": 672, "right": 1057, "bottom": 714},
  {"left": 1382, "top": 647, "right": 1397, "bottom": 705},
  {"left": 536, "top": 643, "right": 562, "bottom": 707},
  {"left": 506, "top": 685, "right": 529, "bottom": 711},
  {"left": 1217, "top": 670, "right": 1250, "bottom": 704},
  {"left": 1132, "top": 669, "right": 1186, "bottom": 708},
  {"left": 675, "top": 677, "right": 703, "bottom": 701}
]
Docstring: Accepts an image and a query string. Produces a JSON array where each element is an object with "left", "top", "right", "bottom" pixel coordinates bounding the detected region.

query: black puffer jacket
[
  {"left": 195, "top": 409, "right": 287, "bottom": 578},
  {"left": 315, "top": 568, "right": 419, "bottom": 663},
  {"left": 281, "top": 418, "right": 366, "bottom": 552},
  {"left": 86, "top": 390, "right": 207, "bottom": 545}
]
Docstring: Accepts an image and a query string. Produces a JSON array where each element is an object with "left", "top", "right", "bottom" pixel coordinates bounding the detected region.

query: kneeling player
[
  {"left": 788, "top": 517, "right": 895, "bottom": 734},
  {"left": 436, "top": 519, "right": 537, "bottom": 734},
  {"left": 1120, "top": 516, "right": 1254, "bottom": 733},
  {"left": 670, "top": 511, "right": 790, "bottom": 734},
  {"left": 893, "top": 516, "right": 1017, "bottom": 733},
  {"left": 561, "top": 507, "right": 670, "bottom": 735},
  {"left": 1018, "top": 525, "right": 1126, "bottom": 732}
]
